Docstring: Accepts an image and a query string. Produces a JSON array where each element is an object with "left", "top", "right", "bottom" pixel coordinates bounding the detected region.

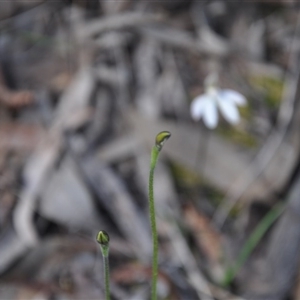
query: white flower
[{"left": 190, "top": 82, "right": 247, "bottom": 129}]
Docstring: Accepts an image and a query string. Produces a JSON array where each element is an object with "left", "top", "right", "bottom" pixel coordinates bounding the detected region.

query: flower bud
[
  {"left": 96, "top": 230, "right": 110, "bottom": 246},
  {"left": 155, "top": 131, "right": 171, "bottom": 151}
]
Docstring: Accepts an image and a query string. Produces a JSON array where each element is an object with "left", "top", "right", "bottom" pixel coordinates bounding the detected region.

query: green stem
[
  {"left": 103, "top": 255, "right": 110, "bottom": 300},
  {"left": 148, "top": 131, "right": 171, "bottom": 300},
  {"left": 96, "top": 231, "right": 110, "bottom": 300},
  {"left": 222, "top": 202, "right": 284, "bottom": 287},
  {"left": 149, "top": 146, "right": 159, "bottom": 300}
]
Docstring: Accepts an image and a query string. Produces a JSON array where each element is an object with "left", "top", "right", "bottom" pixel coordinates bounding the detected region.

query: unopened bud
[
  {"left": 155, "top": 131, "right": 171, "bottom": 151},
  {"left": 96, "top": 230, "right": 110, "bottom": 246}
]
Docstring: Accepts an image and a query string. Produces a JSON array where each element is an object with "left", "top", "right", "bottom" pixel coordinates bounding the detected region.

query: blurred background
[{"left": 0, "top": 1, "right": 300, "bottom": 299}]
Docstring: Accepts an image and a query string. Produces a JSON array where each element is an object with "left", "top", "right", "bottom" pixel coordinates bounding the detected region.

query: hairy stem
[
  {"left": 149, "top": 146, "right": 159, "bottom": 300},
  {"left": 148, "top": 131, "right": 171, "bottom": 300},
  {"left": 103, "top": 255, "right": 110, "bottom": 300},
  {"left": 96, "top": 230, "right": 110, "bottom": 300}
]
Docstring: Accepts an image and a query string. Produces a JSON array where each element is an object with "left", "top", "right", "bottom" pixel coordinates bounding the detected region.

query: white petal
[
  {"left": 203, "top": 98, "right": 218, "bottom": 129},
  {"left": 220, "top": 89, "right": 247, "bottom": 106},
  {"left": 190, "top": 94, "right": 211, "bottom": 121},
  {"left": 217, "top": 97, "right": 240, "bottom": 124}
]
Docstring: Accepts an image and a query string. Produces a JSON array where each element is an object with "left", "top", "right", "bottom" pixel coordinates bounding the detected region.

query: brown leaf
[
  {"left": 183, "top": 203, "right": 223, "bottom": 265},
  {"left": 0, "top": 123, "right": 43, "bottom": 151},
  {"left": 0, "top": 67, "right": 34, "bottom": 108},
  {"left": 0, "top": 89, "right": 34, "bottom": 108},
  {"left": 112, "top": 262, "right": 179, "bottom": 300}
]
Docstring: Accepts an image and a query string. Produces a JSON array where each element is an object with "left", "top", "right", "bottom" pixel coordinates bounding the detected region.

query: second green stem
[{"left": 103, "top": 255, "right": 110, "bottom": 300}]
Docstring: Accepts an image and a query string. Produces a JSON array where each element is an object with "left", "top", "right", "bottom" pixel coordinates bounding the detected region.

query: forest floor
[{"left": 0, "top": 1, "right": 300, "bottom": 300}]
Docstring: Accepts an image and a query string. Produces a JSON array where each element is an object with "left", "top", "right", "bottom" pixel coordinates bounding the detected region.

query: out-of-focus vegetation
[{"left": 0, "top": 1, "right": 299, "bottom": 300}]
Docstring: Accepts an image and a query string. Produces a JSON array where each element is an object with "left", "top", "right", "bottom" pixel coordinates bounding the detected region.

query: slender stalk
[
  {"left": 103, "top": 255, "right": 110, "bottom": 300},
  {"left": 148, "top": 131, "right": 171, "bottom": 300},
  {"left": 96, "top": 230, "right": 111, "bottom": 300},
  {"left": 195, "top": 124, "right": 210, "bottom": 174},
  {"left": 149, "top": 147, "right": 159, "bottom": 300}
]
